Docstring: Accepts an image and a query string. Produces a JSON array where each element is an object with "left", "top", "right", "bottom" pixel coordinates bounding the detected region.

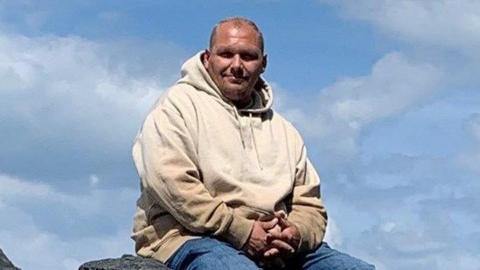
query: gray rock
[
  {"left": 0, "top": 248, "right": 20, "bottom": 270},
  {"left": 79, "top": 254, "right": 171, "bottom": 270}
]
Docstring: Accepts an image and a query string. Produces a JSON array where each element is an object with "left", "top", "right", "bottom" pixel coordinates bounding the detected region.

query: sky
[{"left": 0, "top": 1, "right": 479, "bottom": 269}]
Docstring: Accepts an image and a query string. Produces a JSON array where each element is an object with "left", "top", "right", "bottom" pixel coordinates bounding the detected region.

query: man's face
[{"left": 203, "top": 23, "right": 266, "bottom": 106}]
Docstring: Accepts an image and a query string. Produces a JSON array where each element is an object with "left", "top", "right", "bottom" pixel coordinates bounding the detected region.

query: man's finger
[
  {"left": 281, "top": 229, "right": 294, "bottom": 242},
  {"left": 279, "top": 225, "right": 301, "bottom": 251},
  {"left": 266, "top": 232, "right": 282, "bottom": 243},
  {"left": 264, "top": 247, "right": 280, "bottom": 257},
  {"left": 270, "top": 239, "right": 295, "bottom": 254},
  {"left": 266, "top": 224, "right": 282, "bottom": 241},
  {"left": 274, "top": 211, "right": 286, "bottom": 220},
  {"left": 277, "top": 215, "right": 291, "bottom": 228},
  {"left": 260, "top": 217, "right": 278, "bottom": 230}
]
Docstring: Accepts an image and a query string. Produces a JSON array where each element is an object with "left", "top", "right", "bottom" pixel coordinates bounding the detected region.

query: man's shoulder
[
  {"left": 150, "top": 83, "right": 200, "bottom": 113},
  {"left": 164, "top": 83, "right": 200, "bottom": 103}
]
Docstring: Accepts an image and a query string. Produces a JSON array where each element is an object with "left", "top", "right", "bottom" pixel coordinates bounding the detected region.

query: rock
[
  {"left": 79, "top": 254, "right": 171, "bottom": 270},
  {"left": 0, "top": 248, "right": 21, "bottom": 270}
]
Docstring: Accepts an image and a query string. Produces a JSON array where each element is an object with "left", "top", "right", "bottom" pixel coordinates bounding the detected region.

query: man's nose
[{"left": 231, "top": 55, "right": 243, "bottom": 77}]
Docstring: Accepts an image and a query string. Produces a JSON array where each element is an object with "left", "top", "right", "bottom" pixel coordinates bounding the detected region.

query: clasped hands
[{"left": 243, "top": 213, "right": 300, "bottom": 267}]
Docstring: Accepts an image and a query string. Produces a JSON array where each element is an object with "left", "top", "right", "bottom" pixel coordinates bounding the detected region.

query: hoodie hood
[{"left": 177, "top": 51, "right": 273, "bottom": 114}]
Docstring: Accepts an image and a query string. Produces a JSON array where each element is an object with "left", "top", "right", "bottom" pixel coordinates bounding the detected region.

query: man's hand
[
  {"left": 242, "top": 218, "right": 278, "bottom": 258},
  {"left": 264, "top": 216, "right": 300, "bottom": 258}
]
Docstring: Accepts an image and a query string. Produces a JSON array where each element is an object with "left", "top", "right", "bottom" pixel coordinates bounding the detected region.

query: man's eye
[
  {"left": 241, "top": 54, "right": 258, "bottom": 61},
  {"left": 219, "top": 52, "right": 234, "bottom": 58}
]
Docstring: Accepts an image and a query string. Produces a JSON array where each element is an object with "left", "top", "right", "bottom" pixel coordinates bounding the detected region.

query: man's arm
[
  {"left": 262, "top": 145, "right": 327, "bottom": 258},
  {"left": 286, "top": 145, "right": 328, "bottom": 252},
  {"left": 135, "top": 105, "right": 254, "bottom": 249}
]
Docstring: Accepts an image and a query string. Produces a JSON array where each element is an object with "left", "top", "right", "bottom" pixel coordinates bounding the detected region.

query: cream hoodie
[{"left": 131, "top": 52, "right": 327, "bottom": 262}]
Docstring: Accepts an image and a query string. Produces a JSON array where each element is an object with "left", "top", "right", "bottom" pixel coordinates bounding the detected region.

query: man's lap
[
  {"left": 166, "top": 237, "right": 258, "bottom": 270},
  {"left": 166, "top": 237, "right": 375, "bottom": 270}
]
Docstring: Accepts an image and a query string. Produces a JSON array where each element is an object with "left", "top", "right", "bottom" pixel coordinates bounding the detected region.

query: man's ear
[
  {"left": 202, "top": 49, "right": 210, "bottom": 69},
  {"left": 261, "top": 54, "right": 268, "bottom": 73}
]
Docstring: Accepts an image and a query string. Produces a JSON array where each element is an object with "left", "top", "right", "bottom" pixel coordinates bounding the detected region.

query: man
[{"left": 132, "top": 17, "right": 375, "bottom": 270}]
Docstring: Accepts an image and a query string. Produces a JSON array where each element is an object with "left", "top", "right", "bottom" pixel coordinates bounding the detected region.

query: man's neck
[{"left": 233, "top": 94, "right": 255, "bottom": 109}]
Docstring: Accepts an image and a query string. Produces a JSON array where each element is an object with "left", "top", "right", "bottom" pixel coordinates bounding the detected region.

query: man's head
[{"left": 202, "top": 17, "right": 267, "bottom": 107}]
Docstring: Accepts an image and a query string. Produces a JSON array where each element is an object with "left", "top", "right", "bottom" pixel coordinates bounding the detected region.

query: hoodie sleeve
[
  {"left": 287, "top": 145, "right": 328, "bottom": 253},
  {"left": 135, "top": 102, "right": 254, "bottom": 250}
]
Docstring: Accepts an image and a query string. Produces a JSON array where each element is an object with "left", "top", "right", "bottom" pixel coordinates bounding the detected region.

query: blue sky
[{"left": 0, "top": 1, "right": 479, "bottom": 269}]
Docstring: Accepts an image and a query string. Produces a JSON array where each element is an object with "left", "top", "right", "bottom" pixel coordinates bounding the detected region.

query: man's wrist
[
  {"left": 221, "top": 215, "right": 255, "bottom": 249},
  {"left": 288, "top": 221, "right": 304, "bottom": 252}
]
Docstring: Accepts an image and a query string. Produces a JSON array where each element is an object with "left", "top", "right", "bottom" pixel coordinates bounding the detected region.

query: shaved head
[{"left": 209, "top": 17, "right": 264, "bottom": 53}]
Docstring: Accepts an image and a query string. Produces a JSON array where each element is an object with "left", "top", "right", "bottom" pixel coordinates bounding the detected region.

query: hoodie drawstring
[
  {"left": 249, "top": 112, "right": 263, "bottom": 170},
  {"left": 233, "top": 107, "right": 246, "bottom": 149},
  {"left": 233, "top": 106, "right": 264, "bottom": 170}
]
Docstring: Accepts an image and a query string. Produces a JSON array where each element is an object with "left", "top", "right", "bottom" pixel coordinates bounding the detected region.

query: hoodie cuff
[
  {"left": 221, "top": 215, "right": 255, "bottom": 249},
  {"left": 294, "top": 222, "right": 308, "bottom": 253}
]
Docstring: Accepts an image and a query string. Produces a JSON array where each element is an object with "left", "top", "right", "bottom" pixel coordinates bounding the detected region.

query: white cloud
[
  {"left": 276, "top": 53, "right": 452, "bottom": 269},
  {"left": 280, "top": 52, "right": 442, "bottom": 161},
  {"left": 353, "top": 216, "right": 480, "bottom": 270},
  {"left": 0, "top": 30, "right": 185, "bottom": 186},
  {"left": 0, "top": 23, "right": 186, "bottom": 270},
  {"left": 0, "top": 173, "right": 135, "bottom": 216},
  {"left": 89, "top": 174, "right": 100, "bottom": 187},
  {"left": 321, "top": 0, "right": 480, "bottom": 55},
  {"left": 309, "top": 113, "right": 480, "bottom": 270},
  {"left": 0, "top": 172, "right": 137, "bottom": 270},
  {"left": 0, "top": 32, "right": 163, "bottom": 126},
  {"left": 320, "top": 52, "right": 440, "bottom": 126},
  {"left": 0, "top": 173, "right": 53, "bottom": 198}
]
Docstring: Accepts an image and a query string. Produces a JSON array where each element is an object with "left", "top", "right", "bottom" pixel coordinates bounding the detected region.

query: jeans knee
[
  {"left": 193, "top": 253, "right": 257, "bottom": 270},
  {"left": 168, "top": 237, "right": 258, "bottom": 270}
]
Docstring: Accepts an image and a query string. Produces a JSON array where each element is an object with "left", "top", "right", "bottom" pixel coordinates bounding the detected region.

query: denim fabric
[
  {"left": 166, "top": 238, "right": 375, "bottom": 270},
  {"left": 166, "top": 237, "right": 260, "bottom": 270},
  {"left": 293, "top": 242, "right": 375, "bottom": 270}
]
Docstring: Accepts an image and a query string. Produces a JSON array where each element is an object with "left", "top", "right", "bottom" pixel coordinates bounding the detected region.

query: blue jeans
[{"left": 166, "top": 237, "right": 375, "bottom": 270}]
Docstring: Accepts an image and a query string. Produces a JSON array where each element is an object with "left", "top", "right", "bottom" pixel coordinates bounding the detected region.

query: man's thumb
[{"left": 261, "top": 217, "right": 278, "bottom": 229}]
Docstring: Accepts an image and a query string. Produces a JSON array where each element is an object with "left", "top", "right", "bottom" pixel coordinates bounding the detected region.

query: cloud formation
[
  {"left": 0, "top": 173, "right": 137, "bottom": 270},
  {"left": 0, "top": 31, "right": 183, "bottom": 187},
  {"left": 0, "top": 27, "right": 184, "bottom": 269},
  {"left": 273, "top": 2, "right": 480, "bottom": 269},
  {"left": 322, "top": 0, "right": 480, "bottom": 54},
  {"left": 280, "top": 52, "right": 442, "bottom": 163}
]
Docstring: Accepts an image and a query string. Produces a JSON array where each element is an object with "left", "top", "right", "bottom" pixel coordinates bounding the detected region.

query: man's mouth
[{"left": 224, "top": 75, "right": 247, "bottom": 83}]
